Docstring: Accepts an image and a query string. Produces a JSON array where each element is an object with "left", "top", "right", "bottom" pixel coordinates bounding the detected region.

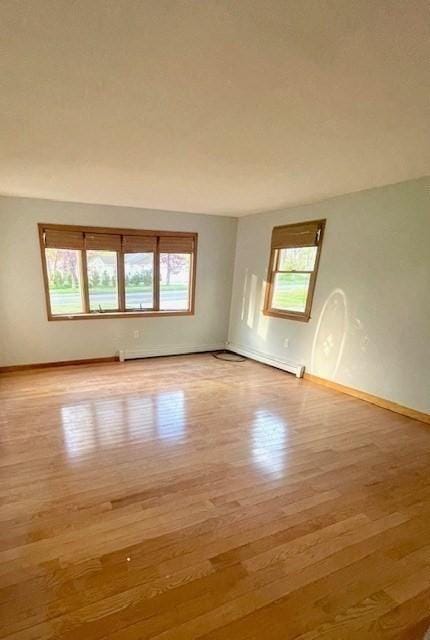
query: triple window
[
  {"left": 263, "top": 219, "right": 325, "bottom": 322},
  {"left": 39, "top": 224, "right": 197, "bottom": 319}
]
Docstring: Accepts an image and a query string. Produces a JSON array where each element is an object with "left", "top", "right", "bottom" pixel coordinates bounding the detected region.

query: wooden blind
[
  {"left": 44, "top": 229, "right": 84, "bottom": 250},
  {"left": 84, "top": 233, "right": 122, "bottom": 252},
  {"left": 43, "top": 229, "right": 195, "bottom": 253},
  {"left": 271, "top": 221, "right": 322, "bottom": 249},
  {"left": 122, "top": 235, "right": 157, "bottom": 253},
  {"left": 158, "top": 236, "right": 195, "bottom": 253}
]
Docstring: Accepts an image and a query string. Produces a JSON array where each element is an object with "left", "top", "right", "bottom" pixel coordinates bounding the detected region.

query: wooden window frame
[
  {"left": 38, "top": 223, "right": 197, "bottom": 321},
  {"left": 263, "top": 219, "right": 326, "bottom": 322}
]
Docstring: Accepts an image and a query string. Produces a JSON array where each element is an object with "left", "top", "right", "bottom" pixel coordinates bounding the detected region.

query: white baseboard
[
  {"left": 227, "top": 342, "right": 305, "bottom": 378},
  {"left": 118, "top": 343, "right": 226, "bottom": 362},
  {"left": 119, "top": 342, "right": 305, "bottom": 379}
]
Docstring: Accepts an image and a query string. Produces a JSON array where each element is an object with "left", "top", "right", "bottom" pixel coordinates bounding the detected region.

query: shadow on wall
[
  {"left": 240, "top": 272, "right": 349, "bottom": 370},
  {"left": 240, "top": 270, "right": 269, "bottom": 341},
  {"left": 240, "top": 269, "right": 248, "bottom": 322},
  {"left": 238, "top": 272, "right": 379, "bottom": 385},
  {"left": 310, "top": 288, "right": 385, "bottom": 385},
  {"left": 311, "top": 289, "right": 348, "bottom": 379}
]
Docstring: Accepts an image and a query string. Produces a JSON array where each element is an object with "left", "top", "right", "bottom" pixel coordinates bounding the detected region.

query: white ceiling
[{"left": 1, "top": 1, "right": 429, "bottom": 216}]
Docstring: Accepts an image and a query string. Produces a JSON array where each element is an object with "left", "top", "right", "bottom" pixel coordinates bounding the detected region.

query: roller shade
[
  {"left": 271, "top": 221, "right": 322, "bottom": 249},
  {"left": 44, "top": 229, "right": 84, "bottom": 250},
  {"left": 158, "top": 236, "right": 195, "bottom": 254},
  {"left": 122, "top": 235, "right": 157, "bottom": 253},
  {"left": 85, "top": 233, "right": 122, "bottom": 252}
]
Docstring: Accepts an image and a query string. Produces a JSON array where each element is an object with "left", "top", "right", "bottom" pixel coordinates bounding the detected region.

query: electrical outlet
[
  {"left": 283, "top": 338, "right": 289, "bottom": 348},
  {"left": 133, "top": 330, "right": 139, "bottom": 339}
]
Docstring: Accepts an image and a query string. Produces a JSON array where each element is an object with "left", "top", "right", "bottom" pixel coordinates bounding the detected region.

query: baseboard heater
[
  {"left": 118, "top": 342, "right": 305, "bottom": 378},
  {"left": 227, "top": 342, "right": 305, "bottom": 378},
  {"left": 118, "top": 343, "right": 226, "bottom": 362}
]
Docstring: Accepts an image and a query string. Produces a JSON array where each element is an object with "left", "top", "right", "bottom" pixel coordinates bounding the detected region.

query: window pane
[
  {"left": 87, "top": 250, "right": 118, "bottom": 311},
  {"left": 160, "top": 253, "right": 191, "bottom": 310},
  {"left": 46, "top": 248, "right": 84, "bottom": 315},
  {"left": 125, "top": 253, "right": 154, "bottom": 309},
  {"left": 272, "top": 273, "right": 311, "bottom": 312},
  {"left": 278, "top": 246, "right": 317, "bottom": 271}
]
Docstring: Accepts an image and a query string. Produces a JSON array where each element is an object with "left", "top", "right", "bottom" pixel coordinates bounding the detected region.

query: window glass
[
  {"left": 45, "top": 248, "right": 84, "bottom": 314},
  {"left": 87, "top": 250, "right": 118, "bottom": 311},
  {"left": 125, "top": 253, "right": 154, "bottom": 310},
  {"left": 40, "top": 226, "right": 196, "bottom": 319},
  {"left": 160, "top": 253, "right": 191, "bottom": 310},
  {"left": 278, "top": 246, "right": 317, "bottom": 271},
  {"left": 272, "top": 273, "right": 311, "bottom": 313}
]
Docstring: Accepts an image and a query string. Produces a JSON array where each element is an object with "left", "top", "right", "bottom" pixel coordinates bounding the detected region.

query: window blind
[
  {"left": 122, "top": 235, "right": 157, "bottom": 253},
  {"left": 84, "top": 233, "right": 122, "bottom": 252},
  {"left": 271, "top": 221, "right": 322, "bottom": 249},
  {"left": 44, "top": 229, "right": 85, "bottom": 250},
  {"left": 158, "top": 236, "right": 195, "bottom": 253}
]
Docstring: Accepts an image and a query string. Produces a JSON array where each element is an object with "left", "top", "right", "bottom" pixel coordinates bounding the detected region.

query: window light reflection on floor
[{"left": 251, "top": 409, "right": 288, "bottom": 478}]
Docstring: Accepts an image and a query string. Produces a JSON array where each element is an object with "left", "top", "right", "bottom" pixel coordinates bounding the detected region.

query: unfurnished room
[{"left": 0, "top": 1, "right": 429, "bottom": 638}]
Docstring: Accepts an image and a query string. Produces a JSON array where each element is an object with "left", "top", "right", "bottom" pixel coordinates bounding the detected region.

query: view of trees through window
[
  {"left": 87, "top": 250, "right": 119, "bottom": 310},
  {"left": 125, "top": 253, "right": 154, "bottom": 309},
  {"left": 160, "top": 253, "right": 190, "bottom": 310},
  {"left": 45, "top": 247, "right": 192, "bottom": 314},
  {"left": 45, "top": 248, "right": 84, "bottom": 314}
]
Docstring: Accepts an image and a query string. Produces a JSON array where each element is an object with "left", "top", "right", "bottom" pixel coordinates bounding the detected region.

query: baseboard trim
[
  {"left": 304, "top": 373, "right": 430, "bottom": 425},
  {"left": 0, "top": 356, "right": 119, "bottom": 374},
  {"left": 0, "top": 344, "right": 226, "bottom": 373},
  {"left": 119, "top": 343, "right": 226, "bottom": 361},
  {"left": 227, "top": 342, "right": 304, "bottom": 378}
]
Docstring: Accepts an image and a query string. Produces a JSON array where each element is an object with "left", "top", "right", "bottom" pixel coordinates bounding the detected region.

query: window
[
  {"left": 160, "top": 254, "right": 191, "bottom": 311},
  {"left": 39, "top": 224, "right": 197, "bottom": 320},
  {"left": 263, "top": 219, "right": 325, "bottom": 322},
  {"left": 158, "top": 236, "right": 194, "bottom": 311},
  {"left": 45, "top": 248, "right": 85, "bottom": 315},
  {"left": 124, "top": 253, "right": 154, "bottom": 310},
  {"left": 87, "top": 250, "right": 119, "bottom": 311}
]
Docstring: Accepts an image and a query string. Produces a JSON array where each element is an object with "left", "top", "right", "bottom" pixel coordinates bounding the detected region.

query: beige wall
[
  {"left": 228, "top": 177, "right": 430, "bottom": 413},
  {"left": 0, "top": 197, "right": 237, "bottom": 366}
]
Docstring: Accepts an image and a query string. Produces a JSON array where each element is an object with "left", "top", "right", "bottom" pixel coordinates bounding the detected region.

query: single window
[
  {"left": 160, "top": 253, "right": 191, "bottom": 310},
  {"left": 125, "top": 252, "right": 154, "bottom": 310},
  {"left": 87, "top": 250, "right": 119, "bottom": 311},
  {"left": 45, "top": 248, "right": 85, "bottom": 315},
  {"left": 39, "top": 224, "right": 197, "bottom": 319},
  {"left": 264, "top": 219, "right": 325, "bottom": 322}
]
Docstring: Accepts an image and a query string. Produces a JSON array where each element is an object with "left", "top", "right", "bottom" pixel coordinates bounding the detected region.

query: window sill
[
  {"left": 47, "top": 310, "right": 194, "bottom": 321},
  {"left": 263, "top": 309, "right": 310, "bottom": 322}
]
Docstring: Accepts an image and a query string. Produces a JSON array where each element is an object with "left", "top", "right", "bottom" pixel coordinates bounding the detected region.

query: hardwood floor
[{"left": 0, "top": 354, "right": 429, "bottom": 639}]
